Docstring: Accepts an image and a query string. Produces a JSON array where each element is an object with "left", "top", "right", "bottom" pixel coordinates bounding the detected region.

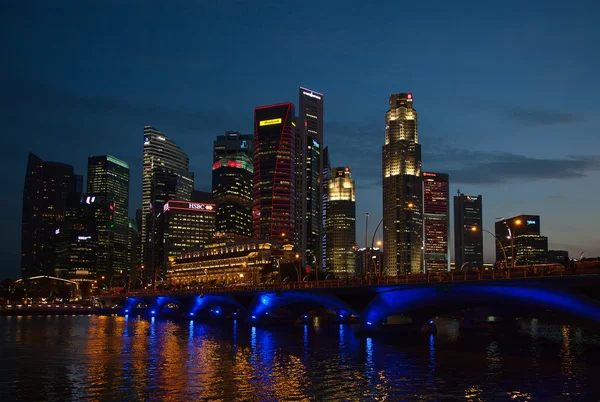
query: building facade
[
  {"left": 454, "top": 193, "right": 484, "bottom": 269},
  {"left": 161, "top": 200, "right": 216, "bottom": 269},
  {"left": 356, "top": 247, "right": 383, "bottom": 277},
  {"left": 21, "top": 152, "right": 76, "bottom": 278},
  {"left": 325, "top": 167, "right": 356, "bottom": 277},
  {"left": 168, "top": 240, "right": 296, "bottom": 285},
  {"left": 495, "top": 215, "right": 548, "bottom": 266},
  {"left": 382, "top": 93, "right": 423, "bottom": 274},
  {"left": 87, "top": 155, "right": 130, "bottom": 278},
  {"left": 296, "top": 87, "right": 324, "bottom": 272},
  {"left": 212, "top": 131, "right": 254, "bottom": 240},
  {"left": 253, "top": 103, "right": 296, "bottom": 245},
  {"left": 142, "top": 126, "right": 192, "bottom": 282},
  {"left": 422, "top": 172, "right": 450, "bottom": 272}
]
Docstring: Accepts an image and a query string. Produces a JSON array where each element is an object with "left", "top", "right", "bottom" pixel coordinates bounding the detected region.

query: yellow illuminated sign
[{"left": 259, "top": 118, "right": 282, "bottom": 126}]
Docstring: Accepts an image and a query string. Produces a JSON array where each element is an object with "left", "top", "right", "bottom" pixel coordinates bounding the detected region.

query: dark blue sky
[{"left": 1, "top": 0, "right": 599, "bottom": 278}]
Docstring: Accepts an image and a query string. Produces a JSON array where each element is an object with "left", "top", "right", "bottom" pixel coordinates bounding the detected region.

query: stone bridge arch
[
  {"left": 361, "top": 285, "right": 600, "bottom": 328},
  {"left": 248, "top": 291, "right": 360, "bottom": 320}
]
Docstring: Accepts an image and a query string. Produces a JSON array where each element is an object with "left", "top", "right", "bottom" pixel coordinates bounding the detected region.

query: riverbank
[{"left": 0, "top": 304, "right": 115, "bottom": 316}]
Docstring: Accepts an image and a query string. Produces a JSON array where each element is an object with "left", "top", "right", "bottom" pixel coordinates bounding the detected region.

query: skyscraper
[
  {"left": 253, "top": 103, "right": 296, "bottom": 245},
  {"left": 454, "top": 193, "right": 483, "bottom": 269},
  {"left": 321, "top": 146, "right": 331, "bottom": 271},
  {"left": 212, "top": 131, "right": 254, "bottom": 240},
  {"left": 296, "top": 87, "right": 324, "bottom": 271},
  {"left": 495, "top": 215, "right": 548, "bottom": 266},
  {"left": 21, "top": 152, "right": 76, "bottom": 278},
  {"left": 142, "top": 126, "right": 192, "bottom": 282},
  {"left": 422, "top": 172, "right": 450, "bottom": 272},
  {"left": 87, "top": 155, "right": 130, "bottom": 278},
  {"left": 382, "top": 93, "right": 423, "bottom": 274},
  {"left": 326, "top": 167, "right": 356, "bottom": 277}
]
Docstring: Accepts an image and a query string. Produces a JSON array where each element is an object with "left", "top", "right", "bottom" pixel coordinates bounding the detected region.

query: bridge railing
[{"left": 101, "top": 264, "right": 599, "bottom": 299}]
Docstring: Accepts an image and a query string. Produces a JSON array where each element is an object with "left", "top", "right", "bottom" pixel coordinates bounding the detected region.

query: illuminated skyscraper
[
  {"left": 422, "top": 172, "right": 450, "bottom": 272},
  {"left": 454, "top": 193, "right": 483, "bottom": 269},
  {"left": 495, "top": 215, "right": 548, "bottom": 266},
  {"left": 21, "top": 152, "right": 76, "bottom": 278},
  {"left": 253, "top": 103, "right": 296, "bottom": 244},
  {"left": 382, "top": 93, "right": 423, "bottom": 274},
  {"left": 142, "top": 126, "right": 192, "bottom": 281},
  {"left": 87, "top": 155, "right": 130, "bottom": 278},
  {"left": 326, "top": 167, "right": 356, "bottom": 277},
  {"left": 321, "top": 146, "right": 331, "bottom": 271},
  {"left": 296, "top": 87, "right": 324, "bottom": 271},
  {"left": 212, "top": 131, "right": 254, "bottom": 239}
]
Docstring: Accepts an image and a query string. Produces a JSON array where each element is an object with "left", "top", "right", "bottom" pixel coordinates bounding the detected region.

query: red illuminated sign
[
  {"left": 163, "top": 201, "right": 216, "bottom": 213},
  {"left": 422, "top": 172, "right": 436, "bottom": 177},
  {"left": 227, "top": 160, "right": 242, "bottom": 168},
  {"left": 212, "top": 161, "right": 221, "bottom": 169},
  {"left": 407, "top": 93, "right": 412, "bottom": 99}
]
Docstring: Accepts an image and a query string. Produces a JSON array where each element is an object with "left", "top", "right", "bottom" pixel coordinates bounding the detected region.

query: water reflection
[{"left": 2, "top": 316, "right": 600, "bottom": 401}]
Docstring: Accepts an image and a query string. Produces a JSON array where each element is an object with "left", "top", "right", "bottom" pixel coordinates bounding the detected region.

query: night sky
[{"left": 1, "top": 1, "right": 599, "bottom": 279}]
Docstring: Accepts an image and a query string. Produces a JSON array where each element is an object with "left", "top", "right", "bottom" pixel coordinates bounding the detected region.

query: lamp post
[
  {"left": 508, "top": 219, "right": 522, "bottom": 267},
  {"left": 470, "top": 226, "right": 508, "bottom": 269}
]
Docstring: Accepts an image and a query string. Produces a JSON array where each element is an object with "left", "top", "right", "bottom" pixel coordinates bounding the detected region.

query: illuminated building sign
[
  {"left": 55, "top": 228, "right": 60, "bottom": 235},
  {"left": 164, "top": 201, "right": 216, "bottom": 213},
  {"left": 85, "top": 196, "right": 96, "bottom": 204},
  {"left": 302, "top": 91, "right": 322, "bottom": 100},
  {"left": 527, "top": 220, "right": 536, "bottom": 225},
  {"left": 422, "top": 172, "right": 436, "bottom": 177},
  {"left": 227, "top": 160, "right": 242, "bottom": 168},
  {"left": 466, "top": 196, "right": 478, "bottom": 201},
  {"left": 212, "top": 161, "right": 221, "bottom": 170},
  {"left": 241, "top": 140, "right": 248, "bottom": 149},
  {"left": 259, "top": 118, "right": 282, "bottom": 126},
  {"left": 78, "top": 236, "right": 92, "bottom": 241}
]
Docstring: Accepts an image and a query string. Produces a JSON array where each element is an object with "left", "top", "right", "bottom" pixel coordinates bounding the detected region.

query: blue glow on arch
[
  {"left": 248, "top": 291, "right": 360, "bottom": 318},
  {"left": 361, "top": 285, "right": 600, "bottom": 325}
]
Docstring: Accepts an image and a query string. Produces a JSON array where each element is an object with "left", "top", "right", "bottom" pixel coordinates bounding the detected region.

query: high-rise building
[
  {"left": 21, "top": 152, "right": 76, "bottom": 278},
  {"left": 321, "top": 146, "right": 331, "bottom": 271},
  {"left": 142, "top": 126, "right": 192, "bottom": 282},
  {"left": 87, "top": 155, "right": 130, "bottom": 278},
  {"left": 162, "top": 200, "right": 216, "bottom": 270},
  {"left": 296, "top": 87, "right": 324, "bottom": 272},
  {"left": 325, "top": 167, "right": 356, "bottom": 277},
  {"left": 55, "top": 193, "right": 113, "bottom": 281},
  {"left": 127, "top": 217, "right": 139, "bottom": 288},
  {"left": 212, "top": 131, "right": 254, "bottom": 240},
  {"left": 422, "top": 172, "right": 450, "bottom": 272},
  {"left": 382, "top": 93, "right": 423, "bottom": 274},
  {"left": 253, "top": 103, "right": 296, "bottom": 245},
  {"left": 454, "top": 193, "right": 483, "bottom": 269},
  {"left": 355, "top": 247, "right": 383, "bottom": 277},
  {"left": 495, "top": 215, "right": 548, "bottom": 266}
]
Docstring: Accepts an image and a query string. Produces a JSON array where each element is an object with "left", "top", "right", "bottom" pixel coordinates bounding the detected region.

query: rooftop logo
[{"left": 302, "top": 91, "right": 322, "bottom": 100}]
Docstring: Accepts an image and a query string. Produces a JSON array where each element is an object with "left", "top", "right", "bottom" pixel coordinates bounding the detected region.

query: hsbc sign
[{"left": 188, "top": 203, "right": 214, "bottom": 211}]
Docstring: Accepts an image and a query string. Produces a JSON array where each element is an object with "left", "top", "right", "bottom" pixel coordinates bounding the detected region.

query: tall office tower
[
  {"left": 422, "top": 172, "right": 450, "bottom": 272},
  {"left": 212, "top": 131, "right": 254, "bottom": 239},
  {"left": 296, "top": 87, "right": 324, "bottom": 270},
  {"left": 87, "top": 155, "right": 130, "bottom": 278},
  {"left": 21, "top": 152, "right": 76, "bottom": 278},
  {"left": 495, "top": 215, "right": 548, "bottom": 266},
  {"left": 54, "top": 193, "right": 113, "bottom": 281},
  {"left": 162, "top": 200, "right": 216, "bottom": 268},
  {"left": 142, "top": 126, "right": 192, "bottom": 282},
  {"left": 356, "top": 247, "right": 383, "bottom": 276},
  {"left": 253, "top": 103, "right": 296, "bottom": 245},
  {"left": 454, "top": 193, "right": 483, "bottom": 269},
  {"left": 326, "top": 167, "right": 356, "bottom": 277},
  {"left": 127, "top": 217, "right": 139, "bottom": 287},
  {"left": 321, "top": 146, "right": 331, "bottom": 271},
  {"left": 382, "top": 93, "right": 423, "bottom": 274}
]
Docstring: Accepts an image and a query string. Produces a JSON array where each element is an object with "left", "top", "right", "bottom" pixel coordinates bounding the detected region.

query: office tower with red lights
[
  {"left": 422, "top": 172, "right": 450, "bottom": 272},
  {"left": 253, "top": 103, "right": 296, "bottom": 245}
]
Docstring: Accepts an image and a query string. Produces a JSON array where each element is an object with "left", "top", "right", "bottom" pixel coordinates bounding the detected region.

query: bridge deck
[{"left": 100, "top": 266, "right": 600, "bottom": 300}]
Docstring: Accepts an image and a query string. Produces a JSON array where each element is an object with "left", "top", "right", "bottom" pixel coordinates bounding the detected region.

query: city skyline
[{"left": 2, "top": 1, "right": 600, "bottom": 278}]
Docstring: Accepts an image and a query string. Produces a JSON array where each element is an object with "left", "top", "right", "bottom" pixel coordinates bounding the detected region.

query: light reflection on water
[{"left": 1, "top": 316, "right": 600, "bottom": 401}]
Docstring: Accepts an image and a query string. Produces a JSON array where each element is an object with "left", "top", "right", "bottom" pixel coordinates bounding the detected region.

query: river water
[{"left": 1, "top": 315, "right": 600, "bottom": 401}]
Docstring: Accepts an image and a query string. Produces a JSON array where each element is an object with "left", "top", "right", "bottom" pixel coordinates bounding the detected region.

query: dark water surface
[{"left": 1, "top": 315, "right": 600, "bottom": 401}]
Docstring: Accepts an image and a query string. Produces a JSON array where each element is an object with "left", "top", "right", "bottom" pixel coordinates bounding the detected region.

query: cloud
[
  {"left": 505, "top": 107, "right": 577, "bottom": 126},
  {"left": 440, "top": 153, "right": 600, "bottom": 185}
]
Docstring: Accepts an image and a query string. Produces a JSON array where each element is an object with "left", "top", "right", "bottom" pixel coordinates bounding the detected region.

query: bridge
[{"left": 98, "top": 265, "right": 600, "bottom": 332}]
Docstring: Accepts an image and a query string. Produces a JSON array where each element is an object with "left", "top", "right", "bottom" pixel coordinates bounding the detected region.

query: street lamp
[{"left": 470, "top": 226, "right": 508, "bottom": 269}]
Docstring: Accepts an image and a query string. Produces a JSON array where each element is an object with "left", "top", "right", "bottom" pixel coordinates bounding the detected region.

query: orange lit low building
[{"left": 167, "top": 239, "right": 296, "bottom": 285}]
